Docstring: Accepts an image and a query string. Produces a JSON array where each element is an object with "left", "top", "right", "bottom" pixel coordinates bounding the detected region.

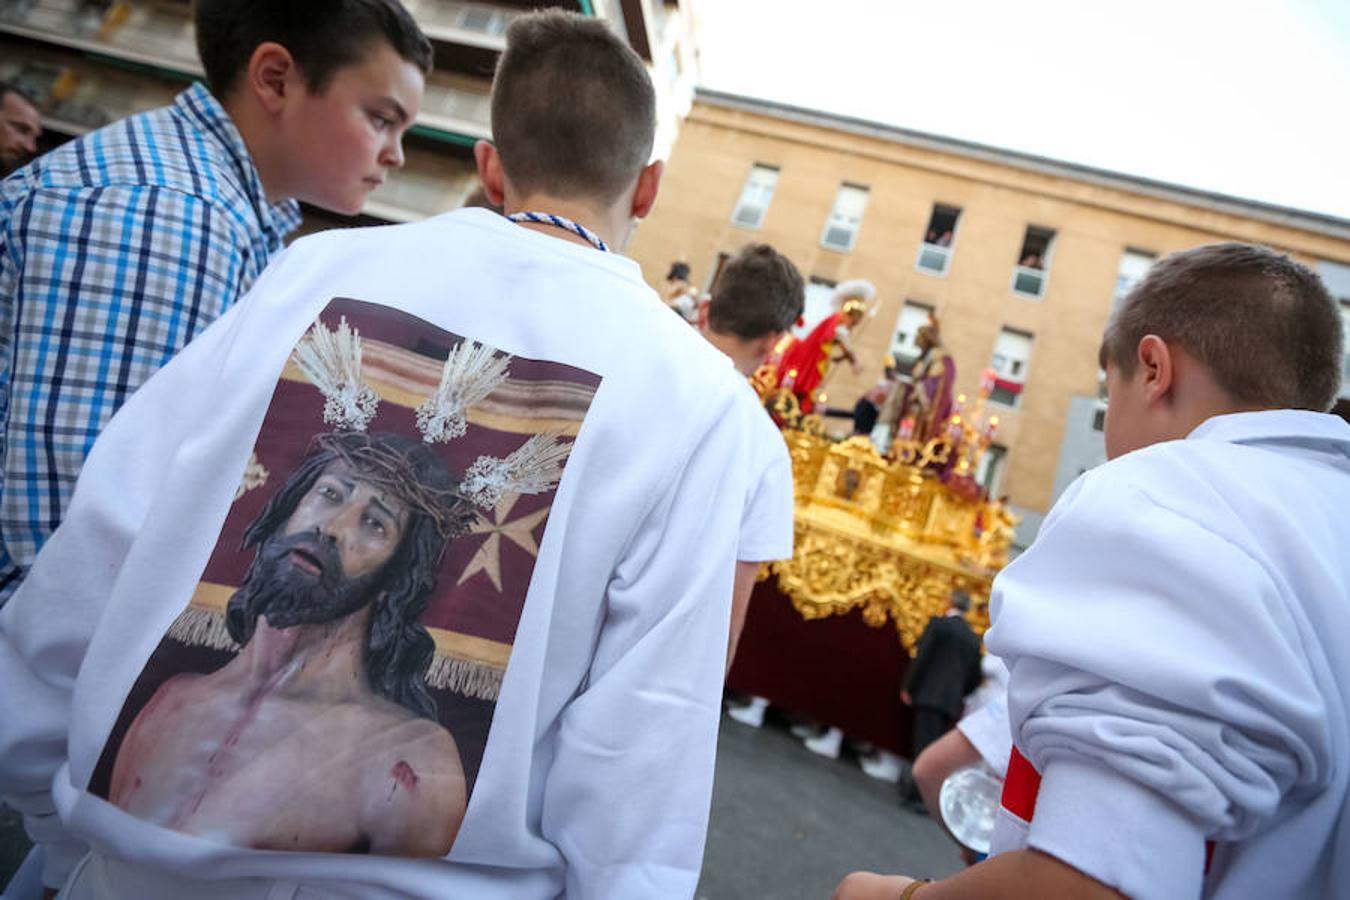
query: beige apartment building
[{"left": 628, "top": 89, "right": 1350, "bottom": 544}]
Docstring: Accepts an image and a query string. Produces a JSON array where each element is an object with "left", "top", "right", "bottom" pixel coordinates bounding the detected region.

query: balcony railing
[
  {"left": 732, "top": 203, "right": 766, "bottom": 229},
  {"left": 1012, "top": 265, "right": 1046, "bottom": 297},
  {"left": 915, "top": 242, "right": 951, "bottom": 275},
  {"left": 821, "top": 223, "right": 857, "bottom": 251}
]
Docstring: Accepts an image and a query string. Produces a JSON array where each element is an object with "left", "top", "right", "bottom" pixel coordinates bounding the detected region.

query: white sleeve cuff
[{"left": 1028, "top": 754, "right": 1207, "bottom": 899}]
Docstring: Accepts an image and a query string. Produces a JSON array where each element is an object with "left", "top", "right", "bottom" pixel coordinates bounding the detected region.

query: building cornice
[{"left": 695, "top": 88, "right": 1350, "bottom": 243}]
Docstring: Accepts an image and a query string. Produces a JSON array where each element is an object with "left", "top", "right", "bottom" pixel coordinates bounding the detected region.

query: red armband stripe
[
  {"left": 1000, "top": 745, "right": 1041, "bottom": 823},
  {"left": 1001, "top": 746, "right": 1218, "bottom": 874}
]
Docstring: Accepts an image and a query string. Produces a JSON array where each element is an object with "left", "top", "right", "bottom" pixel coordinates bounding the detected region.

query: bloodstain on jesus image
[{"left": 108, "top": 431, "right": 477, "bottom": 857}]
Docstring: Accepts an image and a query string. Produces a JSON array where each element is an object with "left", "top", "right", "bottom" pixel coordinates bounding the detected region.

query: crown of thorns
[
  {"left": 291, "top": 317, "right": 572, "bottom": 528},
  {"left": 309, "top": 433, "right": 477, "bottom": 539}
]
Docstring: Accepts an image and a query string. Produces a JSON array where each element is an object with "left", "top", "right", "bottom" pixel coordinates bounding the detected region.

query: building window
[
  {"left": 820, "top": 183, "right": 869, "bottom": 252},
  {"left": 731, "top": 164, "right": 779, "bottom": 229},
  {"left": 1012, "top": 225, "right": 1055, "bottom": 298},
  {"left": 794, "top": 276, "right": 837, "bottom": 337},
  {"left": 1113, "top": 249, "right": 1156, "bottom": 313},
  {"left": 988, "top": 327, "right": 1034, "bottom": 407},
  {"left": 915, "top": 204, "right": 961, "bottom": 275},
  {"left": 1093, "top": 368, "right": 1108, "bottom": 430},
  {"left": 890, "top": 300, "right": 935, "bottom": 370},
  {"left": 976, "top": 443, "right": 1007, "bottom": 495},
  {"left": 705, "top": 251, "right": 731, "bottom": 294},
  {"left": 458, "top": 4, "right": 511, "bottom": 34}
]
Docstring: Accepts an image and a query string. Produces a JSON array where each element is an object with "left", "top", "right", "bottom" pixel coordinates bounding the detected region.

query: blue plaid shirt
[{"left": 0, "top": 83, "right": 301, "bottom": 603}]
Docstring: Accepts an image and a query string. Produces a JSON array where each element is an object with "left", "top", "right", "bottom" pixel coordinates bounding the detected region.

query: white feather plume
[
  {"left": 292, "top": 317, "right": 380, "bottom": 431},
  {"left": 831, "top": 278, "right": 879, "bottom": 316},
  {"left": 461, "top": 431, "right": 572, "bottom": 509},
  {"left": 417, "top": 341, "right": 512, "bottom": 443}
]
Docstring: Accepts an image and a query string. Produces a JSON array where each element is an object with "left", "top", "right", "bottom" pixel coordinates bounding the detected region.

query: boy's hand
[{"left": 833, "top": 871, "right": 918, "bottom": 900}]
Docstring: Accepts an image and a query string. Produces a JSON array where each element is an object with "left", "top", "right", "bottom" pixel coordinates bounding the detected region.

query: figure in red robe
[{"left": 775, "top": 280, "right": 875, "bottom": 413}]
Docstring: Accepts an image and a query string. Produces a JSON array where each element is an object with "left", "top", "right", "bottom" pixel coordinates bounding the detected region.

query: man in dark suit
[{"left": 902, "top": 588, "right": 983, "bottom": 783}]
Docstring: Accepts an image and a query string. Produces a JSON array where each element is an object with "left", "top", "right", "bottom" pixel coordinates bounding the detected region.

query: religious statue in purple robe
[{"left": 884, "top": 314, "right": 957, "bottom": 445}]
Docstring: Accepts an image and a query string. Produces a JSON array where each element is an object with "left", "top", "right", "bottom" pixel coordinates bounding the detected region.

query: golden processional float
[{"left": 750, "top": 363, "right": 1018, "bottom": 655}]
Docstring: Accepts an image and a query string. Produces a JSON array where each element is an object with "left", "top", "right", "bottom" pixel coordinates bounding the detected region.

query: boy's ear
[
  {"left": 630, "top": 159, "right": 664, "bottom": 220},
  {"left": 246, "top": 42, "right": 298, "bottom": 115},
  {"left": 473, "top": 140, "right": 507, "bottom": 208},
  {"left": 1137, "top": 334, "right": 1174, "bottom": 404}
]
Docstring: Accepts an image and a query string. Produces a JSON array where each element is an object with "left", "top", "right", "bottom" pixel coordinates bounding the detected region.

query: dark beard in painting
[{"left": 232, "top": 530, "right": 385, "bottom": 636}]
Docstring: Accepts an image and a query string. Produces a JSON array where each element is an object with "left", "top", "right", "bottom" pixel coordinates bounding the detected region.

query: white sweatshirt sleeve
[
  {"left": 985, "top": 472, "right": 1331, "bottom": 900},
  {"left": 0, "top": 287, "right": 257, "bottom": 890},
  {"left": 736, "top": 433, "right": 793, "bottom": 563},
  {"left": 539, "top": 381, "right": 745, "bottom": 900}
]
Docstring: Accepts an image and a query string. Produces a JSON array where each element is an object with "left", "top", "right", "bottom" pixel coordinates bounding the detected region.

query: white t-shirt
[
  {"left": 956, "top": 655, "right": 1011, "bottom": 777},
  {"left": 986, "top": 410, "right": 1350, "bottom": 899},
  {"left": 0, "top": 209, "right": 762, "bottom": 900},
  {"left": 734, "top": 381, "right": 793, "bottom": 564}
]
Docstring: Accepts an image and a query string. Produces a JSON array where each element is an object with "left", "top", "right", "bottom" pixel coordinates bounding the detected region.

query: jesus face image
[
  {"left": 241, "top": 460, "right": 409, "bottom": 633},
  {"left": 108, "top": 434, "right": 469, "bottom": 859}
]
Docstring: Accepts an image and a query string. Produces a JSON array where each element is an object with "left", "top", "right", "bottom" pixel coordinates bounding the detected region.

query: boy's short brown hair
[
  {"left": 491, "top": 10, "right": 656, "bottom": 204},
  {"left": 708, "top": 244, "right": 805, "bottom": 340},
  {"left": 1101, "top": 242, "right": 1343, "bottom": 411},
  {"left": 195, "top": 0, "right": 432, "bottom": 98}
]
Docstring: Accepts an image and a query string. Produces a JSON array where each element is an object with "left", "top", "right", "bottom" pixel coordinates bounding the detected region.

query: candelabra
[{"left": 944, "top": 370, "right": 1002, "bottom": 480}]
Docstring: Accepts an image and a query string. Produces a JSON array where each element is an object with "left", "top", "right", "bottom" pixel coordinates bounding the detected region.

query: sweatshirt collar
[{"left": 1188, "top": 409, "right": 1350, "bottom": 448}]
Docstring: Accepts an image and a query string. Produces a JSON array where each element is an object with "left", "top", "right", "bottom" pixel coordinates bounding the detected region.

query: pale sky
[{"left": 692, "top": 0, "right": 1350, "bottom": 220}]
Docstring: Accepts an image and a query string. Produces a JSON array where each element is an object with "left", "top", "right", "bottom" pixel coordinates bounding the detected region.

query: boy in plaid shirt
[{"left": 0, "top": 0, "right": 431, "bottom": 605}]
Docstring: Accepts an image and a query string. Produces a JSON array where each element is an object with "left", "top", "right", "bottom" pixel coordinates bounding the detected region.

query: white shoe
[
  {"left": 726, "top": 695, "right": 769, "bottom": 728},
  {"left": 803, "top": 726, "right": 844, "bottom": 758},
  {"left": 858, "top": 748, "right": 903, "bottom": 782}
]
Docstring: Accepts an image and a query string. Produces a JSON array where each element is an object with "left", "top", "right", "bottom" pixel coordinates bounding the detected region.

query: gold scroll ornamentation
[
  {"left": 771, "top": 520, "right": 990, "bottom": 655},
  {"left": 763, "top": 429, "right": 1018, "bottom": 656}
]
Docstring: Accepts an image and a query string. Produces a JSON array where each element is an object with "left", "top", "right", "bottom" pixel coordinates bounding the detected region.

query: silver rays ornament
[
  {"left": 417, "top": 340, "right": 511, "bottom": 443},
  {"left": 461, "top": 430, "right": 572, "bottom": 510},
  {"left": 292, "top": 316, "right": 381, "bottom": 431}
]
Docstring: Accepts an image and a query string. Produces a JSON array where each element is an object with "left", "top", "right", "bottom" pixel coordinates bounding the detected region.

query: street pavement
[
  {"left": 698, "top": 709, "right": 962, "bottom": 899},
  {"left": 1, "top": 710, "right": 962, "bottom": 897}
]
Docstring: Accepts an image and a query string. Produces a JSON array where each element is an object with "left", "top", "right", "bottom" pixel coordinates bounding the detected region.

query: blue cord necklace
[{"left": 507, "top": 211, "right": 610, "bottom": 253}]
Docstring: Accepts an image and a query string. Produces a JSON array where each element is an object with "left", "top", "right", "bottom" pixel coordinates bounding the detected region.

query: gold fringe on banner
[
  {"left": 164, "top": 603, "right": 506, "bottom": 702},
  {"left": 426, "top": 654, "right": 504, "bottom": 702},
  {"left": 167, "top": 605, "right": 239, "bottom": 651}
]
